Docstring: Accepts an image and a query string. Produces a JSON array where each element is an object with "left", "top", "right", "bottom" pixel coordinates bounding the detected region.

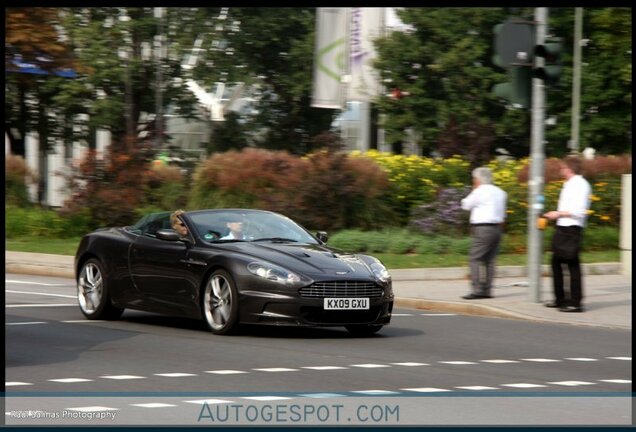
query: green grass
[
  {"left": 375, "top": 250, "right": 620, "bottom": 269},
  {"left": 6, "top": 237, "right": 82, "bottom": 256},
  {"left": 5, "top": 236, "right": 620, "bottom": 269}
]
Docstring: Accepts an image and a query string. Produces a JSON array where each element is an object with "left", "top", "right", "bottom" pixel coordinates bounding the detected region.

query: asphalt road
[{"left": 5, "top": 274, "right": 632, "bottom": 426}]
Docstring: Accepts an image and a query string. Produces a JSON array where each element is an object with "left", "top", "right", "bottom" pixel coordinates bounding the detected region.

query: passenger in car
[{"left": 170, "top": 209, "right": 189, "bottom": 239}]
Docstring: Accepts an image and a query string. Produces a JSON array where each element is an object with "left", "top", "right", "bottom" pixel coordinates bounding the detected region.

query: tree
[
  {"left": 207, "top": 112, "right": 248, "bottom": 153},
  {"left": 374, "top": 8, "right": 529, "bottom": 158},
  {"left": 373, "top": 7, "right": 632, "bottom": 158},
  {"left": 545, "top": 7, "right": 632, "bottom": 155},
  {"left": 5, "top": 8, "right": 81, "bottom": 157},
  {"left": 188, "top": 8, "right": 337, "bottom": 154}
]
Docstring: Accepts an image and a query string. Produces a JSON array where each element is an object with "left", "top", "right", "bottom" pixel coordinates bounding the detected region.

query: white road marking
[
  {"left": 501, "top": 383, "right": 548, "bottom": 388},
  {"left": 350, "top": 364, "right": 390, "bottom": 368},
  {"left": 99, "top": 375, "right": 145, "bottom": 380},
  {"left": 241, "top": 396, "right": 292, "bottom": 401},
  {"left": 66, "top": 406, "right": 119, "bottom": 412},
  {"left": 48, "top": 378, "right": 93, "bottom": 383},
  {"left": 419, "top": 313, "right": 457, "bottom": 316},
  {"left": 402, "top": 387, "right": 451, "bottom": 392},
  {"left": 455, "top": 386, "right": 499, "bottom": 391},
  {"left": 6, "top": 290, "right": 75, "bottom": 298},
  {"left": 520, "top": 358, "right": 561, "bottom": 363},
  {"left": 599, "top": 379, "right": 631, "bottom": 384},
  {"left": 5, "top": 382, "right": 32, "bottom": 386},
  {"left": 131, "top": 403, "right": 178, "bottom": 408},
  {"left": 62, "top": 320, "right": 107, "bottom": 323},
  {"left": 606, "top": 357, "right": 631, "bottom": 361},
  {"left": 565, "top": 358, "right": 598, "bottom": 361},
  {"left": 154, "top": 373, "right": 198, "bottom": 377},
  {"left": 390, "top": 362, "right": 429, "bottom": 367},
  {"left": 301, "top": 366, "right": 348, "bottom": 370},
  {"left": 299, "top": 393, "right": 347, "bottom": 398},
  {"left": 6, "top": 321, "right": 47, "bottom": 325},
  {"left": 252, "top": 368, "right": 299, "bottom": 372},
  {"left": 439, "top": 361, "right": 479, "bottom": 365},
  {"left": 480, "top": 359, "right": 521, "bottom": 364},
  {"left": 205, "top": 370, "right": 249, "bottom": 375},
  {"left": 391, "top": 313, "right": 413, "bottom": 317},
  {"left": 351, "top": 390, "right": 399, "bottom": 395},
  {"left": 6, "top": 304, "right": 76, "bottom": 308},
  {"left": 6, "top": 280, "right": 67, "bottom": 287},
  {"left": 547, "top": 381, "right": 596, "bottom": 386},
  {"left": 185, "top": 399, "right": 232, "bottom": 405}
]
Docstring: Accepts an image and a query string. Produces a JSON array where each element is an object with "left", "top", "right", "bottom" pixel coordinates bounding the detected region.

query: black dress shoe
[
  {"left": 559, "top": 306, "right": 584, "bottom": 313},
  {"left": 462, "top": 293, "right": 492, "bottom": 299},
  {"left": 544, "top": 301, "right": 563, "bottom": 308}
]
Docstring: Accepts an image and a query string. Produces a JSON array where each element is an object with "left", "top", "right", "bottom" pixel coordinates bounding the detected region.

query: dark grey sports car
[{"left": 75, "top": 209, "right": 393, "bottom": 335}]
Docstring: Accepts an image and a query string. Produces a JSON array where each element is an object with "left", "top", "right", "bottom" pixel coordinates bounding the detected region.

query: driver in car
[{"left": 220, "top": 215, "right": 247, "bottom": 240}]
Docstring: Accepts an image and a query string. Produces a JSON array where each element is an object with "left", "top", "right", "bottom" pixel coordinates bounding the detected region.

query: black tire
[
  {"left": 345, "top": 324, "right": 383, "bottom": 336},
  {"left": 201, "top": 269, "right": 240, "bottom": 335},
  {"left": 77, "top": 258, "right": 124, "bottom": 320}
]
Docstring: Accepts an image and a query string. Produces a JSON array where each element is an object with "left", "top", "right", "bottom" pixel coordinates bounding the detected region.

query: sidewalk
[{"left": 5, "top": 251, "right": 632, "bottom": 330}]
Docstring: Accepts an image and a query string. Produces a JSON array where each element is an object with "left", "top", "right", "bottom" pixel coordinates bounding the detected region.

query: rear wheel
[
  {"left": 345, "top": 324, "right": 383, "bottom": 336},
  {"left": 77, "top": 258, "right": 124, "bottom": 320},
  {"left": 202, "top": 269, "right": 239, "bottom": 335}
]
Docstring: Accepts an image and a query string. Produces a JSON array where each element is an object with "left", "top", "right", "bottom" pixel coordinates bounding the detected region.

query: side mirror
[
  {"left": 156, "top": 229, "right": 182, "bottom": 242},
  {"left": 316, "top": 231, "right": 328, "bottom": 243}
]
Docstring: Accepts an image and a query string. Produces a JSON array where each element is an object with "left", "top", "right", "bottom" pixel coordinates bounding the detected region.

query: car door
[{"left": 129, "top": 230, "right": 199, "bottom": 316}]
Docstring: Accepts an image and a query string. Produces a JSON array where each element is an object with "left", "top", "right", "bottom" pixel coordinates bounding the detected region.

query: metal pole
[
  {"left": 155, "top": 7, "right": 164, "bottom": 149},
  {"left": 527, "top": 7, "right": 548, "bottom": 303},
  {"left": 569, "top": 7, "right": 583, "bottom": 154}
]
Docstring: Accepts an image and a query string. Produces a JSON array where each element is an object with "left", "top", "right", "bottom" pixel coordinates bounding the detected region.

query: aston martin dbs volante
[{"left": 75, "top": 209, "right": 393, "bottom": 335}]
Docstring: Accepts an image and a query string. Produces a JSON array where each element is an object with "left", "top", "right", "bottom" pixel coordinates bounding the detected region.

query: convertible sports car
[{"left": 75, "top": 209, "right": 393, "bottom": 335}]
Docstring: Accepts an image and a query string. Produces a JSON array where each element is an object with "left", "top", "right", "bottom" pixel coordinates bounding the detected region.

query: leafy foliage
[
  {"left": 189, "top": 148, "right": 394, "bottom": 231},
  {"left": 61, "top": 141, "right": 188, "bottom": 228},
  {"left": 5, "top": 155, "right": 37, "bottom": 207}
]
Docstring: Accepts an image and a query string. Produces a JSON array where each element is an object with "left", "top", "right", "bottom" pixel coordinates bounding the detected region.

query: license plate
[{"left": 323, "top": 298, "right": 369, "bottom": 310}]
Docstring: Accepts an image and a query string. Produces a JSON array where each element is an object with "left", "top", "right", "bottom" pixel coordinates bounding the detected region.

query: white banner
[
  {"left": 311, "top": 8, "right": 348, "bottom": 109},
  {"left": 348, "top": 7, "right": 385, "bottom": 102}
]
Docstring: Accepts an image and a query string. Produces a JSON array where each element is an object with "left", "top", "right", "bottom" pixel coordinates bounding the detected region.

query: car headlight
[
  {"left": 247, "top": 262, "right": 301, "bottom": 285},
  {"left": 370, "top": 261, "right": 391, "bottom": 283}
]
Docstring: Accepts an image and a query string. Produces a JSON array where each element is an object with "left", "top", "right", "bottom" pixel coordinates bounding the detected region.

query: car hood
[{"left": 229, "top": 242, "right": 377, "bottom": 279}]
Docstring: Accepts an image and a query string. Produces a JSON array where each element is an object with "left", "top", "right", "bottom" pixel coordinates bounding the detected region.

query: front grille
[{"left": 299, "top": 281, "right": 383, "bottom": 298}]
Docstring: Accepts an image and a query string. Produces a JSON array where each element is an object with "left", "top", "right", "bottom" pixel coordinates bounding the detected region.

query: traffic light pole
[
  {"left": 527, "top": 7, "right": 548, "bottom": 303},
  {"left": 569, "top": 7, "right": 583, "bottom": 153}
]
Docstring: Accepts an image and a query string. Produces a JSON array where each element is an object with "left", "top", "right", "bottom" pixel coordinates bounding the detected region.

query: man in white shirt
[
  {"left": 220, "top": 215, "right": 247, "bottom": 240},
  {"left": 460, "top": 167, "right": 507, "bottom": 299},
  {"left": 543, "top": 155, "right": 592, "bottom": 312}
]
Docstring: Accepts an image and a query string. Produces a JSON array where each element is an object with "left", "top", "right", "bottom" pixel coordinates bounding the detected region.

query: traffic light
[
  {"left": 493, "top": 66, "right": 532, "bottom": 109},
  {"left": 493, "top": 19, "right": 535, "bottom": 67},
  {"left": 533, "top": 37, "right": 564, "bottom": 85},
  {"left": 491, "top": 18, "right": 534, "bottom": 108}
]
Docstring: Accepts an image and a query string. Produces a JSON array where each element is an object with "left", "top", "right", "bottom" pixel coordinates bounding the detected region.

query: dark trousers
[
  {"left": 551, "top": 226, "right": 583, "bottom": 307},
  {"left": 469, "top": 225, "right": 502, "bottom": 295}
]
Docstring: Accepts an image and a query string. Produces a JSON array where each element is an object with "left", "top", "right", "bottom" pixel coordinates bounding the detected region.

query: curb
[
  {"left": 389, "top": 262, "right": 622, "bottom": 281},
  {"left": 393, "top": 297, "right": 631, "bottom": 330},
  {"left": 6, "top": 264, "right": 74, "bottom": 279}
]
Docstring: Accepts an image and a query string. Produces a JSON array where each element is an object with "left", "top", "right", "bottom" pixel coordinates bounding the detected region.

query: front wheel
[
  {"left": 345, "top": 324, "right": 383, "bottom": 336},
  {"left": 77, "top": 258, "right": 124, "bottom": 320},
  {"left": 202, "top": 269, "right": 239, "bottom": 335}
]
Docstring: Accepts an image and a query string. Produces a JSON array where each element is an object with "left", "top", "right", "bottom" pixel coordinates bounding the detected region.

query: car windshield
[
  {"left": 127, "top": 211, "right": 172, "bottom": 236},
  {"left": 187, "top": 210, "right": 319, "bottom": 244}
]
